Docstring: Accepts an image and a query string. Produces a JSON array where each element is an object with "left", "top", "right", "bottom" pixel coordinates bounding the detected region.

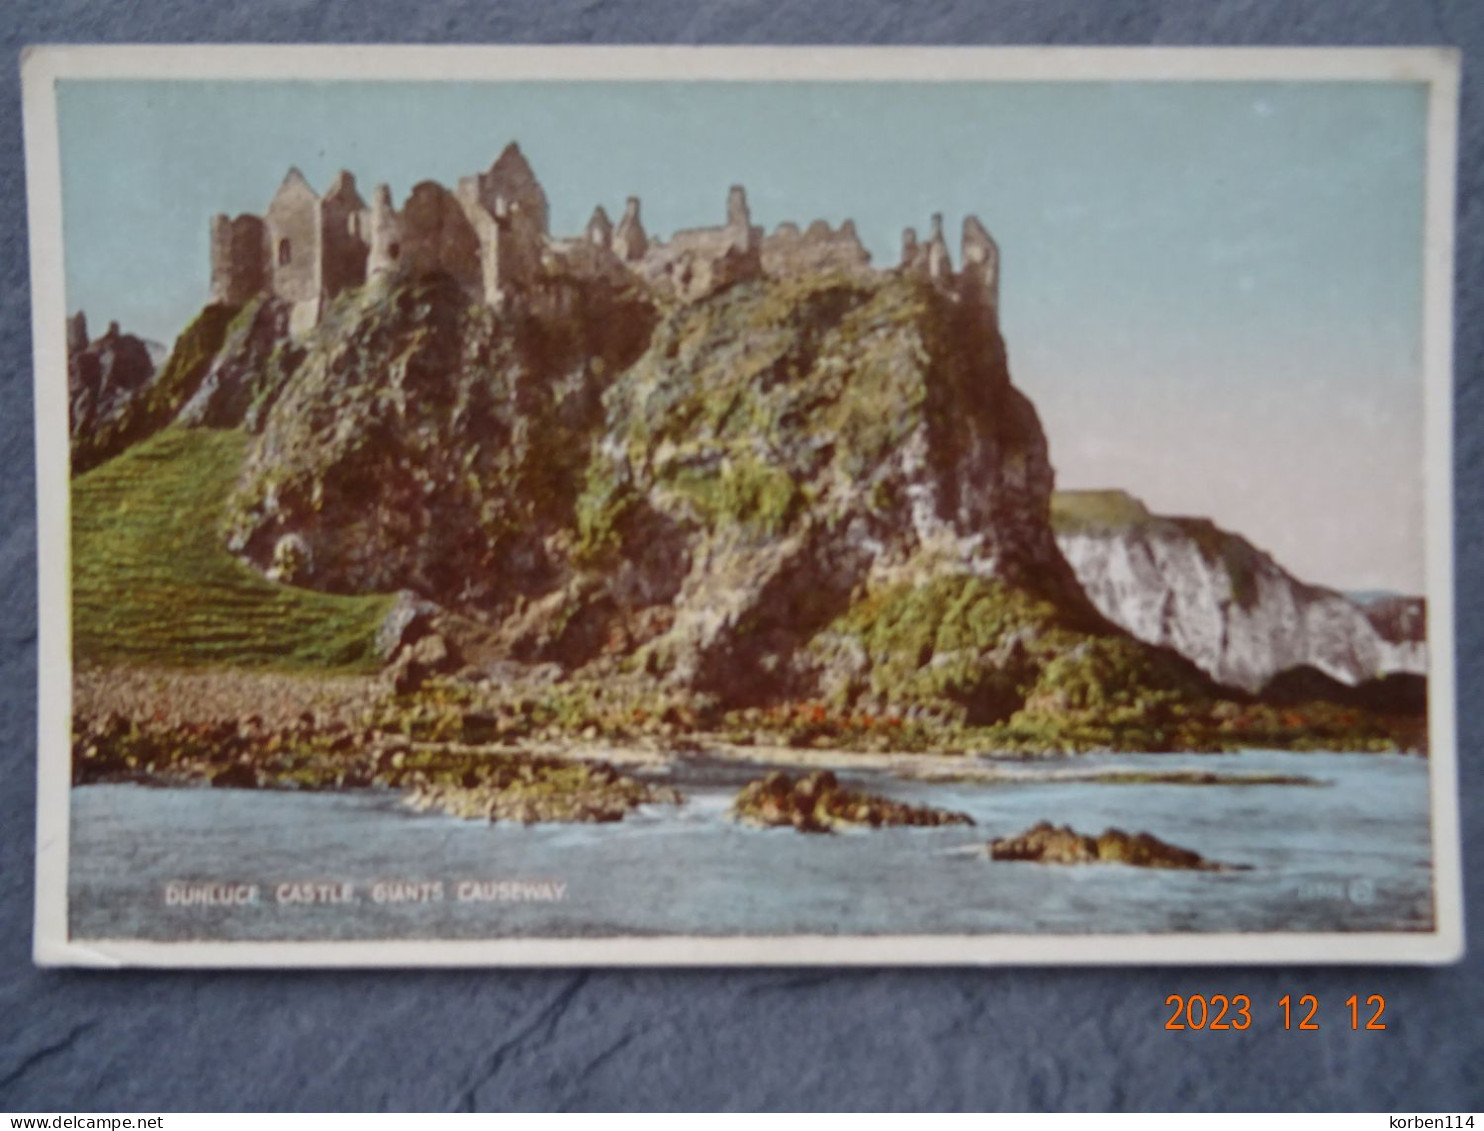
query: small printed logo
[{"left": 1294, "top": 877, "right": 1377, "bottom": 904}]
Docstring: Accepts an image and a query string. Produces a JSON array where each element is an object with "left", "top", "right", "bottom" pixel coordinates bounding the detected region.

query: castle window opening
[
  {"left": 388, "top": 242, "right": 401, "bottom": 260},
  {"left": 278, "top": 238, "right": 292, "bottom": 266}
]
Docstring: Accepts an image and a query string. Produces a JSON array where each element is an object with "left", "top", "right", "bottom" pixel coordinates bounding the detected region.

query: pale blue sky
[{"left": 55, "top": 79, "right": 1429, "bottom": 591}]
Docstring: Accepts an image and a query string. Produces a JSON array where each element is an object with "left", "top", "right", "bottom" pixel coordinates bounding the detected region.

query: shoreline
[{"left": 518, "top": 735, "right": 1334, "bottom": 785}]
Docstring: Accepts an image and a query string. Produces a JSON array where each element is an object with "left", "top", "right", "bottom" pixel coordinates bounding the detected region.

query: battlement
[
  {"left": 208, "top": 144, "right": 1002, "bottom": 330},
  {"left": 900, "top": 211, "right": 1000, "bottom": 313},
  {"left": 762, "top": 218, "right": 872, "bottom": 278},
  {"left": 628, "top": 184, "right": 763, "bottom": 302}
]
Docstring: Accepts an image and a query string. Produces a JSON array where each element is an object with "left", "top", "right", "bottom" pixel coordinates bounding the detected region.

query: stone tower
[
  {"left": 265, "top": 168, "right": 321, "bottom": 313},
  {"left": 960, "top": 214, "right": 1000, "bottom": 313},
  {"left": 318, "top": 171, "right": 369, "bottom": 303},
  {"left": 366, "top": 184, "right": 401, "bottom": 282},
  {"left": 210, "top": 213, "right": 268, "bottom": 306},
  {"left": 900, "top": 226, "right": 922, "bottom": 273},
  {"left": 725, "top": 185, "right": 759, "bottom": 254},
  {"left": 613, "top": 197, "right": 647, "bottom": 261},
  {"left": 926, "top": 213, "right": 952, "bottom": 282},
  {"left": 586, "top": 206, "right": 613, "bottom": 250}
]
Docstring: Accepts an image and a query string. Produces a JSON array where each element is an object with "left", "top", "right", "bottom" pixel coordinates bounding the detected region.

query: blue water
[{"left": 67, "top": 749, "right": 1435, "bottom": 940}]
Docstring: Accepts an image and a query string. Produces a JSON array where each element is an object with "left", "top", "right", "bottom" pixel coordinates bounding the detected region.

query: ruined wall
[
  {"left": 207, "top": 150, "right": 555, "bottom": 325},
  {"left": 959, "top": 215, "right": 1000, "bottom": 313},
  {"left": 925, "top": 213, "right": 952, "bottom": 281},
  {"left": 453, "top": 181, "right": 503, "bottom": 305},
  {"left": 318, "top": 171, "right": 369, "bottom": 303},
  {"left": 637, "top": 186, "right": 763, "bottom": 302},
  {"left": 586, "top": 206, "right": 613, "bottom": 248},
  {"left": 474, "top": 143, "right": 549, "bottom": 234},
  {"left": 541, "top": 236, "right": 632, "bottom": 289},
  {"left": 204, "top": 152, "right": 1004, "bottom": 332},
  {"left": 898, "top": 212, "right": 1002, "bottom": 322},
  {"left": 465, "top": 143, "right": 548, "bottom": 300},
  {"left": 761, "top": 218, "right": 872, "bottom": 277},
  {"left": 900, "top": 213, "right": 952, "bottom": 281},
  {"left": 367, "top": 185, "right": 401, "bottom": 283},
  {"left": 612, "top": 198, "right": 647, "bottom": 261},
  {"left": 210, "top": 214, "right": 267, "bottom": 306},
  {"left": 393, "top": 181, "right": 483, "bottom": 293},
  {"left": 264, "top": 169, "right": 321, "bottom": 307}
]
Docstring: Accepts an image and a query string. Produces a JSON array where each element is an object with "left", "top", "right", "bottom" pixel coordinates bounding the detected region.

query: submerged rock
[
  {"left": 731, "top": 769, "right": 973, "bottom": 834},
  {"left": 987, "top": 820, "right": 1241, "bottom": 871}
]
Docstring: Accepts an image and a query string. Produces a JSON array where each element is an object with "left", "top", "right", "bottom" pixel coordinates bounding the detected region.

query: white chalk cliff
[{"left": 1051, "top": 490, "right": 1427, "bottom": 693}]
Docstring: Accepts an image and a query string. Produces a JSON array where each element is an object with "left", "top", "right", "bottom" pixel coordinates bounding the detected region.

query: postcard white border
[{"left": 23, "top": 44, "right": 1464, "bottom": 968}]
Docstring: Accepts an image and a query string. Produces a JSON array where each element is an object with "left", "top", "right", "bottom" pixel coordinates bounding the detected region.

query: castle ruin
[{"left": 209, "top": 142, "right": 1001, "bottom": 332}]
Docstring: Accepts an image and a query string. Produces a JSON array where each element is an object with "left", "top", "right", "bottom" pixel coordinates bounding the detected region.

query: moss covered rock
[
  {"left": 576, "top": 271, "right": 1091, "bottom": 701},
  {"left": 731, "top": 769, "right": 973, "bottom": 833},
  {"left": 987, "top": 820, "right": 1242, "bottom": 870},
  {"left": 224, "top": 273, "right": 655, "bottom": 609},
  {"left": 71, "top": 706, "right": 676, "bottom": 824},
  {"left": 71, "top": 304, "right": 239, "bottom": 475}
]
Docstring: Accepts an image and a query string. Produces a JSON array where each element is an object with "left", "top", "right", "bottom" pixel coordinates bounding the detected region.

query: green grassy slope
[
  {"left": 1049, "top": 489, "right": 1154, "bottom": 533},
  {"left": 71, "top": 428, "right": 393, "bottom": 671}
]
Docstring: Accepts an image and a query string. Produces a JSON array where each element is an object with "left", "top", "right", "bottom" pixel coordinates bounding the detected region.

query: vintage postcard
[{"left": 24, "top": 46, "right": 1463, "bottom": 966}]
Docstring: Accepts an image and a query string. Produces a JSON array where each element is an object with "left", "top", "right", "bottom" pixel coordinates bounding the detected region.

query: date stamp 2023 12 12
[{"left": 1163, "top": 993, "right": 1391, "bottom": 1032}]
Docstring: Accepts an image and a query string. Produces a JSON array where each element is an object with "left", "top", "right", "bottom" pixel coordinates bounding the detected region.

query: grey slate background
[{"left": 1, "top": 0, "right": 1480, "bottom": 1112}]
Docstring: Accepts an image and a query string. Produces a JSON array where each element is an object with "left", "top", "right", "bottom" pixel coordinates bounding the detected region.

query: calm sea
[{"left": 67, "top": 748, "right": 1434, "bottom": 940}]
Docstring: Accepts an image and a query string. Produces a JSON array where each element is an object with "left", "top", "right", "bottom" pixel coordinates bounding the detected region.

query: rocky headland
[
  {"left": 66, "top": 142, "right": 1427, "bottom": 787},
  {"left": 1052, "top": 489, "right": 1427, "bottom": 697}
]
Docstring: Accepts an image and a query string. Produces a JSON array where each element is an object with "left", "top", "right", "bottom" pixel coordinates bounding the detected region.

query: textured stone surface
[
  {"left": 66, "top": 319, "right": 156, "bottom": 458},
  {"left": 1054, "top": 490, "right": 1429, "bottom": 691},
  {"left": 1, "top": 0, "right": 1481, "bottom": 1113}
]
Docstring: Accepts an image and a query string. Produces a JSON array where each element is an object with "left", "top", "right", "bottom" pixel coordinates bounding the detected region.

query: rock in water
[
  {"left": 987, "top": 821, "right": 1241, "bottom": 871},
  {"left": 731, "top": 769, "right": 974, "bottom": 834}
]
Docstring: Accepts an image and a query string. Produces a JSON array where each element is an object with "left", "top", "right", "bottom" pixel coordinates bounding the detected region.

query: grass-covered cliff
[
  {"left": 67, "top": 270, "right": 1426, "bottom": 753},
  {"left": 71, "top": 428, "right": 391, "bottom": 671}
]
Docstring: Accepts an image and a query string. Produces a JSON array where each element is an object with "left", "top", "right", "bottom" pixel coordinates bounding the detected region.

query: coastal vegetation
[
  {"left": 71, "top": 427, "right": 391, "bottom": 671},
  {"left": 66, "top": 251, "right": 1427, "bottom": 790}
]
